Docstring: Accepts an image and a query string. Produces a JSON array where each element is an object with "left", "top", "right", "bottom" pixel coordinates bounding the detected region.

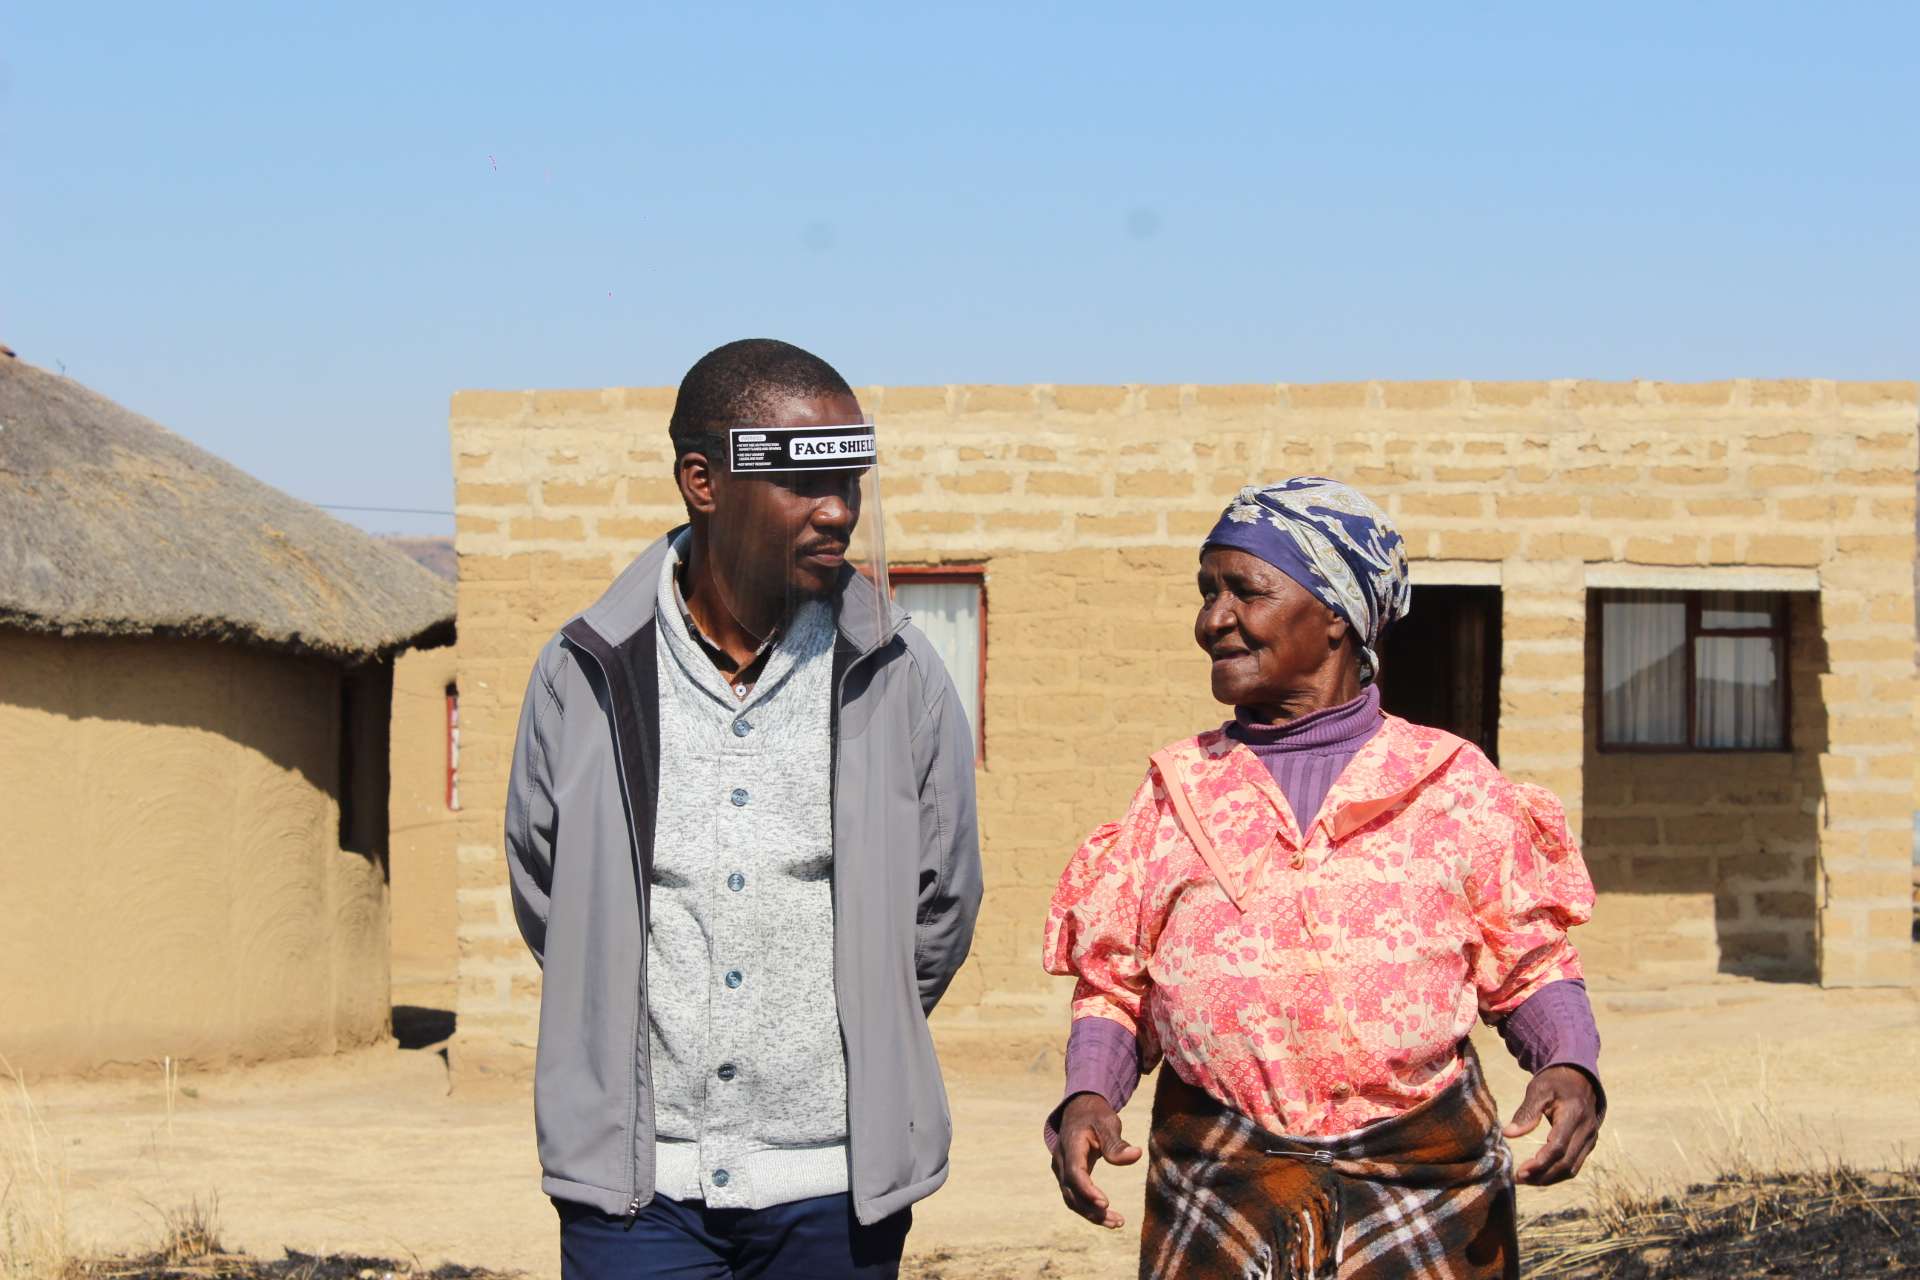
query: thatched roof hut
[
  {"left": 0, "top": 352, "right": 452, "bottom": 662},
  {"left": 0, "top": 351, "right": 458, "bottom": 1073}
]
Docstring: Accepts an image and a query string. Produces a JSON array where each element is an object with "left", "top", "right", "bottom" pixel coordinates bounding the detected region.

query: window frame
[
  {"left": 889, "top": 564, "right": 988, "bottom": 765},
  {"left": 1595, "top": 588, "right": 1792, "bottom": 754}
]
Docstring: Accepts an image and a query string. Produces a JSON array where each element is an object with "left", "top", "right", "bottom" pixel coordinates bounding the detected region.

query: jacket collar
[{"left": 1151, "top": 715, "right": 1468, "bottom": 911}]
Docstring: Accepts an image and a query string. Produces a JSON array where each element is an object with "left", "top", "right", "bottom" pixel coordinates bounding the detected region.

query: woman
[{"left": 1042, "top": 478, "right": 1602, "bottom": 1280}]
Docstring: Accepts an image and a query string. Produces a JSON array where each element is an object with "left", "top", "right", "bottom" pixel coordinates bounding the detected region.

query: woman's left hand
[{"left": 1502, "top": 1065, "right": 1601, "bottom": 1185}]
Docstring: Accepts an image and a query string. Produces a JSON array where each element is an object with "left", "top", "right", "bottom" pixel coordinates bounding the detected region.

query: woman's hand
[
  {"left": 1502, "top": 1065, "right": 1601, "bottom": 1185},
  {"left": 1051, "top": 1092, "right": 1143, "bottom": 1228}
]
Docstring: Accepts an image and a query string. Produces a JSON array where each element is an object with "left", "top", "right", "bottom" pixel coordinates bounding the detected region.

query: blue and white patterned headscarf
[{"left": 1201, "top": 476, "right": 1412, "bottom": 685}]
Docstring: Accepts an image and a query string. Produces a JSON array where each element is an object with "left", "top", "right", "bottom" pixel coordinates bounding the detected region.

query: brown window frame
[
  {"left": 1595, "top": 589, "right": 1792, "bottom": 754},
  {"left": 889, "top": 564, "right": 988, "bottom": 765}
]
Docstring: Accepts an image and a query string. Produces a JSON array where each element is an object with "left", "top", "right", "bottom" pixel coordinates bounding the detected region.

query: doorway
[{"left": 1377, "top": 586, "right": 1502, "bottom": 762}]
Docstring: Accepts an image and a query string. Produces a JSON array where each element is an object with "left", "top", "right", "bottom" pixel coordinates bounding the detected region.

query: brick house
[{"left": 446, "top": 378, "right": 1917, "bottom": 1046}]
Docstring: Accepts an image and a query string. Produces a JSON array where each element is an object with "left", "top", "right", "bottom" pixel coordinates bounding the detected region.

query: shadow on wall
[
  {"left": 0, "top": 631, "right": 390, "bottom": 866},
  {"left": 391, "top": 1005, "right": 456, "bottom": 1050},
  {"left": 1580, "top": 594, "right": 1827, "bottom": 983},
  {"left": 0, "top": 630, "right": 396, "bottom": 1070}
]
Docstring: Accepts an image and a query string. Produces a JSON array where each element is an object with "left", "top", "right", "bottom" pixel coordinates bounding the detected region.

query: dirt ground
[{"left": 10, "top": 977, "right": 1917, "bottom": 1279}]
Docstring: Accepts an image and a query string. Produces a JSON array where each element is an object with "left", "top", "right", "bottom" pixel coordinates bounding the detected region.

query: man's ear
[{"left": 677, "top": 451, "right": 718, "bottom": 517}]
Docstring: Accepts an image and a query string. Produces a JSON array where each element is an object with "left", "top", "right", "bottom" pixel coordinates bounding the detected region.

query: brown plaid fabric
[{"left": 1140, "top": 1043, "right": 1516, "bottom": 1280}]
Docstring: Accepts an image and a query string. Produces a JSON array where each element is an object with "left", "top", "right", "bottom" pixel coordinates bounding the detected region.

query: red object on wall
[{"left": 446, "top": 685, "right": 461, "bottom": 811}]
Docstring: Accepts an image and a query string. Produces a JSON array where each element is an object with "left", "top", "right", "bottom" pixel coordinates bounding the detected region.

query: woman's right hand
[{"left": 1051, "top": 1092, "right": 1143, "bottom": 1229}]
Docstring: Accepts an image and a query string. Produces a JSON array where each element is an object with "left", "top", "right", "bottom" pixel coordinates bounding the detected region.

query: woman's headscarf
[{"left": 1201, "top": 476, "right": 1411, "bottom": 685}]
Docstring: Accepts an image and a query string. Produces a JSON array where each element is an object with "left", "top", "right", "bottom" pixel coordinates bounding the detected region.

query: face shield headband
[{"left": 727, "top": 422, "right": 876, "bottom": 474}]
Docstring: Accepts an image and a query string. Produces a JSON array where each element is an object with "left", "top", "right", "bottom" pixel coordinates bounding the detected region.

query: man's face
[{"left": 685, "top": 390, "right": 867, "bottom": 613}]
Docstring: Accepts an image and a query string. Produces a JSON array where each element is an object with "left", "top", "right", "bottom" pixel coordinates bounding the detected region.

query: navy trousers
[{"left": 556, "top": 1194, "right": 911, "bottom": 1280}]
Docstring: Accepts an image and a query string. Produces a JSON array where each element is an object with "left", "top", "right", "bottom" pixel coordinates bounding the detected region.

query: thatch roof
[{"left": 0, "top": 353, "right": 453, "bottom": 663}]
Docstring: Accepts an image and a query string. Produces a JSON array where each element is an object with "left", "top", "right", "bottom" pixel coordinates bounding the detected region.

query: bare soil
[
  {"left": 11, "top": 978, "right": 1917, "bottom": 1280},
  {"left": 65, "top": 1167, "right": 1920, "bottom": 1280}
]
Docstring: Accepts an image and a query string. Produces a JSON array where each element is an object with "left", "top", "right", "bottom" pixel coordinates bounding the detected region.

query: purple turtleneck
[
  {"left": 1227, "top": 686, "right": 1385, "bottom": 831},
  {"left": 1044, "top": 689, "right": 1604, "bottom": 1149}
]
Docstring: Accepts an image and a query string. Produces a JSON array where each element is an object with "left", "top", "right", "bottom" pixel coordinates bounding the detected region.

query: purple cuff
[
  {"left": 1042, "top": 1017, "right": 1143, "bottom": 1152},
  {"left": 1499, "top": 979, "right": 1605, "bottom": 1112}
]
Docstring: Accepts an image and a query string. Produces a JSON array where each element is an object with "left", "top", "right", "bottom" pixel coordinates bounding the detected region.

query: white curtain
[
  {"left": 1601, "top": 593, "right": 1687, "bottom": 745},
  {"left": 1695, "top": 636, "right": 1782, "bottom": 748},
  {"left": 895, "top": 582, "right": 981, "bottom": 755}
]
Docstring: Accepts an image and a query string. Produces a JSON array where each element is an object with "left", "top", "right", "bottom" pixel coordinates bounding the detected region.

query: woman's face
[{"left": 1195, "top": 547, "right": 1346, "bottom": 707}]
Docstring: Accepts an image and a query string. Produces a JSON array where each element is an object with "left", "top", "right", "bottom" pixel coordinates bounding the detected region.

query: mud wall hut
[{"left": 0, "top": 353, "right": 453, "bottom": 1073}]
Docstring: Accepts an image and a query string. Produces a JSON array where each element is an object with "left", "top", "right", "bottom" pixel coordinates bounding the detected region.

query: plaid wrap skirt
[{"left": 1140, "top": 1043, "right": 1517, "bottom": 1280}]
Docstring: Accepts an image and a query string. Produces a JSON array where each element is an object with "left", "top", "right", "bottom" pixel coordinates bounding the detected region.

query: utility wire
[{"left": 317, "top": 503, "right": 455, "bottom": 516}]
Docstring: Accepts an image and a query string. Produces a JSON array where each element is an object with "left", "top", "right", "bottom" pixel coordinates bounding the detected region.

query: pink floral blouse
[{"left": 1042, "top": 715, "right": 1594, "bottom": 1136}]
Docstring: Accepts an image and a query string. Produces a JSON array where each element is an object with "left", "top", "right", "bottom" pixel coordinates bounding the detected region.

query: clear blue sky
[{"left": 5, "top": 4, "right": 1914, "bottom": 535}]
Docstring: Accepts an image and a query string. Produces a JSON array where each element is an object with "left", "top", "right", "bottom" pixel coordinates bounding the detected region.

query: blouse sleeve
[
  {"left": 1464, "top": 775, "right": 1596, "bottom": 1019},
  {"left": 1042, "top": 771, "right": 1165, "bottom": 1045}
]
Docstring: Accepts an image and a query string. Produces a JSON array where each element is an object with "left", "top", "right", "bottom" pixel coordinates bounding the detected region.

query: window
[
  {"left": 1598, "top": 590, "right": 1789, "bottom": 751},
  {"left": 891, "top": 567, "right": 986, "bottom": 762}
]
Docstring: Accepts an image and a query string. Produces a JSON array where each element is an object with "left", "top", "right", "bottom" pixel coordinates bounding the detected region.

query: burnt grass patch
[
  {"left": 1522, "top": 1165, "right": 1920, "bottom": 1278},
  {"left": 78, "top": 1255, "right": 516, "bottom": 1280}
]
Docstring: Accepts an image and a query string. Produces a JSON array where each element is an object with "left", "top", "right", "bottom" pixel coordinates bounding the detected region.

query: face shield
[
  {"left": 698, "top": 416, "right": 892, "bottom": 658},
  {"left": 686, "top": 417, "right": 909, "bottom": 1075}
]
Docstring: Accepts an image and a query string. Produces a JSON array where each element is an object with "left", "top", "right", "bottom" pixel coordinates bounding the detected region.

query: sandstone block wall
[{"left": 449, "top": 379, "right": 1918, "bottom": 1042}]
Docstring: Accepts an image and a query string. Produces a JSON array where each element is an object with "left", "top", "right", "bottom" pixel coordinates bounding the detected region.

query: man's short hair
[{"left": 668, "top": 339, "right": 855, "bottom": 464}]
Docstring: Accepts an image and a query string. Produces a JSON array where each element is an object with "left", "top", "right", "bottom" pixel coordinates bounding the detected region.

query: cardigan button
[{"left": 1289, "top": 853, "right": 1306, "bottom": 870}]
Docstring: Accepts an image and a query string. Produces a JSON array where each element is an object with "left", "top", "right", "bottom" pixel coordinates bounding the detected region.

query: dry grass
[
  {"left": 2, "top": 1061, "right": 230, "bottom": 1280},
  {"left": 1, "top": 1060, "right": 74, "bottom": 1280},
  {"left": 1524, "top": 1083, "right": 1918, "bottom": 1278},
  {"left": 148, "top": 1197, "right": 222, "bottom": 1268},
  {"left": 1522, "top": 1161, "right": 1920, "bottom": 1278},
  {"left": 0, "top": 1057, "right": 508, "bottom": 1280}
]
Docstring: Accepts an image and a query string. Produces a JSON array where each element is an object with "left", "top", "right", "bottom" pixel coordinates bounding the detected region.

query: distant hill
[{"left": 382, "top": 536, "right": 455, "bottom": 582}]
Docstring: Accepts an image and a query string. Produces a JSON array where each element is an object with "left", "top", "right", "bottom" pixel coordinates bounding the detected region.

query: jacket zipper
[
  {"left": 561, "top": 635, "right": 651, "bottom": 1222},
  {"left": 826, "top": 621, "right": 898, "bottom": 1217},
  {"left": 828, "top": 644, "right": 856, "bottom": 1204}
]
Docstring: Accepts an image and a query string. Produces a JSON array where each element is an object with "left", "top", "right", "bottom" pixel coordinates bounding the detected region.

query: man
[{"left": 505, "top": 339, "right": 982, "bottom": 1278}]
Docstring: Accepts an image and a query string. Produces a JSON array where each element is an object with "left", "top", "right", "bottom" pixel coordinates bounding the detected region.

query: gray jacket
[{"left": 504, "top": 530, "right": 983, "bottom": 1224}]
